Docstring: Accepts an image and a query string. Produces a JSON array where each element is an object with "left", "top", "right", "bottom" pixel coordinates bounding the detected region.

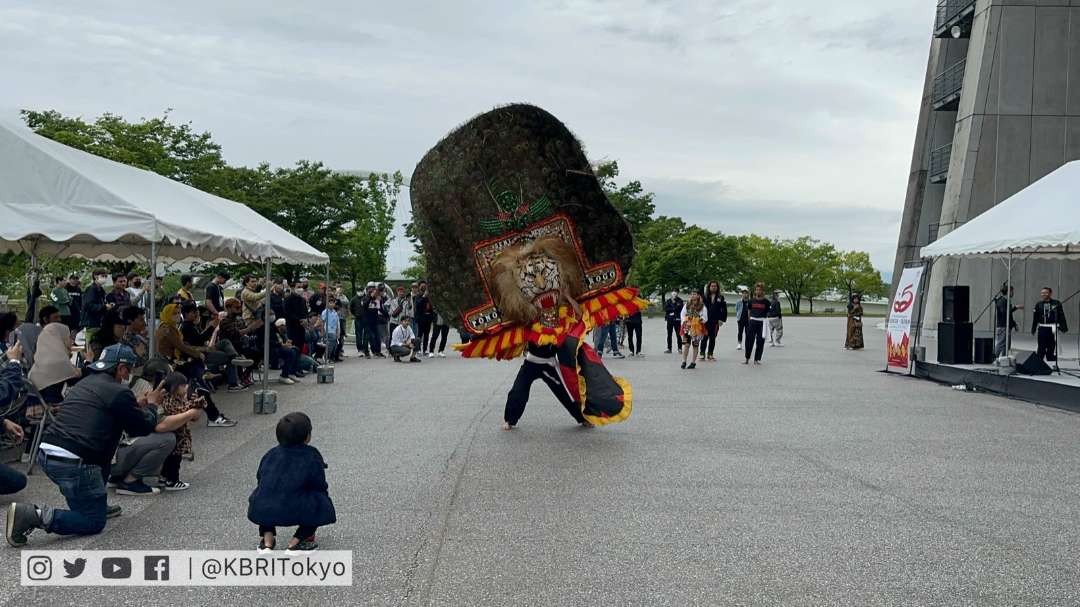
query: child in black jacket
[{"left": 248, "top": 412, "right": 336, "bottom": 553}]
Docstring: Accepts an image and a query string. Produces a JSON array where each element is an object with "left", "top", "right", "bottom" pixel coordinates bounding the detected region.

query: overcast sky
[{"left": 0, "top": 1, "right": 934, "bottom": 274}]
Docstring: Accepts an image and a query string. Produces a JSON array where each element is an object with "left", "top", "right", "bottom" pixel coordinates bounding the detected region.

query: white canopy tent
[
  {"left": 920, "top": 160, "right": 1080, "bottom": 359},
  {"left": 0, "top": 117, "right": 329, "bottom": 414},
  {"left": 920, "top": 160, "right": 1080, "bottom": 260},
  {"left": 0, "top": 118, "right": 327, "bottom": 265}
]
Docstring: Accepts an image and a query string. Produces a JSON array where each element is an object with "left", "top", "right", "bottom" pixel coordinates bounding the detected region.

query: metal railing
[
  {"left": 932, "top": 59, "right": 966, "bottom": 109},
  {"left": 935, "top": 0, "right": 976, "bottom": 34},
  {"left": 929, "top": 143, "right": 952, "bottom": 183}
]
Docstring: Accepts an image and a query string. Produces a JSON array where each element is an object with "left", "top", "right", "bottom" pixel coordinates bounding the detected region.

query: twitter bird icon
[{"left": 63, "top": 558, "right": 86, "bottom": 578}]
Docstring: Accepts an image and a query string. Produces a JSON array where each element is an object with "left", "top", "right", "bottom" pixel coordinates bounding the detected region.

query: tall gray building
[{"left": 892, "top": 0, "right": 1080, "bottom": 335}]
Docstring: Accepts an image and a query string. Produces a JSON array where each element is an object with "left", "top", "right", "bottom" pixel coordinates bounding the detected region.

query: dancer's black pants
[
  {"left": 417, "top": 319, "right": 432, "bottom": 352},
  {"left": 737, "top": 319, "right": 747, "bottom": 344},
  {"left": 666, "top": 320, "right": 683, "bottom": 351},
  {"left": 504, "top": 361, "right": 586, "bottom": 426},
  {"left": 626, "top": 324, "right": 642, "bottom": 354},
  {"left": 703, "top": 321, "right": 719, "bottom": 356},
  {"left": 1036, "top": 326, "right": 1058, "bottom": 362},
  {"left": 744, "top": 319, "right": 766, "bottom": 362}
]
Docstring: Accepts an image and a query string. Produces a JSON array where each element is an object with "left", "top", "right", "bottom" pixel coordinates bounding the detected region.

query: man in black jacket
[
  {"left": 5, "top": 345, "right": 164, "bottom": 546},
  {"left": 1031, "top": 287, "right": 1069, "bottom": 363},
  {"left": 663, "top": 293, "right": 684, "bottom": 353},
  {"left": 284, "top": 285, "right": 309, "bottom": 354},
  {"left": 349, "top": 288, "right": 367, "bottom": 355},
  {"left": 80, "top": 268, "right": 109, "bottom": 344}
]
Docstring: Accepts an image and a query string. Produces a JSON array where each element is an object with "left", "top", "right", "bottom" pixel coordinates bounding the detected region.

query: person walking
[
  {"left": 767, "top": 291, "right": 784, "bottom": 347},
  {"left": 701, "top": 281, "right": 727, "bottom": 361},
  {"left": 679, "top": 292, "right": 707, "bottom": 370},
  {"left": 734, "top": 288, "right": 749, "bottom": 350},
  {"left": 663, "top": 292, "right": 684, "bottom": 354},
  {"left": 625, "top": 310, "right": 643, "bottom": 357},
  {"left": 744, "top": 283, "right": 770, "bottom": 365}
]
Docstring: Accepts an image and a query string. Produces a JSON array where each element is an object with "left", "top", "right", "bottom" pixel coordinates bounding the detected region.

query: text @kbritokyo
[{"left": 21, "top": 550, "right": 352, "bottom": 586}]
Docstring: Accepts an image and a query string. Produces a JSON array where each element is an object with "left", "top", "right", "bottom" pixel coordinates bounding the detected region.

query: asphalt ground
[{"left": 1, "top": 316, "right": 1078, "bottom": 606}]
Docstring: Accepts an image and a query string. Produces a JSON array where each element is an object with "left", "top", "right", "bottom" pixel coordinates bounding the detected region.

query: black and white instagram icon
[{"left": 26, "top": 556, "right": 52, "bottom": 581}]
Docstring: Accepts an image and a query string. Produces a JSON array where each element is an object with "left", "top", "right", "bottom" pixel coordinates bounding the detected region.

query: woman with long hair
[
  {"left": 744, "top": 282, "right": 770, "bottom": 365},
  {"left": 845, "top": 294, "right": 865, "bottom": 350},
  {"left": 701, "top": 281, "right": 727, "bottom": 361},
  {"left": 680, "top": 292, "right": 708, "bottom": 369}
]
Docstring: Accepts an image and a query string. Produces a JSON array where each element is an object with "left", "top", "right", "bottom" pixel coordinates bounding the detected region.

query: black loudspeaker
[
  {"left": 1015, "top": 350, "right": 1052, "bottom": 376},
  {"left": 942, "top": 286, "right": 970, "bottom": 323},
  {"left": 937, "top": 322, "right": 973, "bottom": 364},
  {"left": 973, "top": 337, "right": 994, "bottom": 364}
]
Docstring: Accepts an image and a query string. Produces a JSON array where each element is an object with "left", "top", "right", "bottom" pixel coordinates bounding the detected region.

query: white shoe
[
  {"left": 278, "top": 376, "right": 295, "bottom": 385},
  {"left": 427, "top": 352, "right": 434, "bottom": 358},
  {"left": 735, "top": 344, "right": 742, "bottom": 350},
  {"left": 437, "top": 352, "right": 446, "bottom": 358}
]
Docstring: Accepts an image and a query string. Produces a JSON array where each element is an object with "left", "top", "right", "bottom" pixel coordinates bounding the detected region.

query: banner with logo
[{"left": 886, "top": 266, "right": 924, "bottom": 372}]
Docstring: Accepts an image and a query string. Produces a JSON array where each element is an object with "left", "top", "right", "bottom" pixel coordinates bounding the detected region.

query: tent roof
[
  {"left": 920, "top": 160, "right": 1080, "bottom": 259},
  {"left": 0, "top": 118, "right": 328, "bottom": 265}
]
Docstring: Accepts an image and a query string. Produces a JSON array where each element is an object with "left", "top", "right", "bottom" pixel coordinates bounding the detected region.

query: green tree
[
  {"left": 634, "top": 221, "right": 745, "bottom": 297},
  {"left": 833, "top": 250, "right": 886, "bottom": 303},
  {"left": 596, "top": 160, "right": 655, "bottom": 238},
  {"left": 747, "top": 236, "right": 838, "bottom": 314},
  {"left": 22, "top": 110, "right": 403, "bottom": 284},
  {"left": 402, "top": 253, "right": 427, "bottom": 281}
]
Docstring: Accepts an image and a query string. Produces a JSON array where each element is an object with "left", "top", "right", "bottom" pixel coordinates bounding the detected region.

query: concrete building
[{"left": 892, "top": 0, "right": 1080, "bottom": 337}]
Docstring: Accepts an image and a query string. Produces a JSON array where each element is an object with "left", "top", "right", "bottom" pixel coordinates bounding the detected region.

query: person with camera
[{"left": 5, "top": 344, "right": 165, "bottom": 546}]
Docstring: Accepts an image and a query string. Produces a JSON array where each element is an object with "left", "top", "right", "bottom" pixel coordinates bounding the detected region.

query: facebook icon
[{"left": 144, "top": 556, "right": 170, "bottom": 581}]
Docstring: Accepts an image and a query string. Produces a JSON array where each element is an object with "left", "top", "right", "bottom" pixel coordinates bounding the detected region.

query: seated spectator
[
  {"left": 179, "top": 303, "right": 250, "bottom": 393},
  {"left": 270, "top": 319, "right": 302, "bottom": 385},
  {"left": 111, "top": 372, "right": 203, "bottom": 494},
  {"left": 390, "top": 315, "right": 421, "bottom": 363},
  {"left": 240, "top": 275, "right": 267, "bottom": 322},
  {"left": 303, "top": 312, "right": 325, "bottom": 360},
  {"left": 119, "top": 306, "right": 150, "bottom": 367},
  {"left": 156, "top": 304, "right": 236, "bottom": 428},
  {"left": 0, "top": 312, "right": 18, "bottom": 354},
  {"left": 105, "top": 273, "right": 130, "bottom": 310},
  {"left": 5, "top": 345, "right": 162, "bottom": 545},
  {"left": 12, "top": 305, "right": 58, "bottom": 369},
  {"left": 89, "top": 308, "right": 128, "bottom": 362},
  {"left": 28, "top": 322, "right": 82, "bottom": 405},
  {"left": 220, "top": 298, "right": 265, "bottom": 365},
  {"left": 0, "top": 344, "right": 29, "bottom": 498}
]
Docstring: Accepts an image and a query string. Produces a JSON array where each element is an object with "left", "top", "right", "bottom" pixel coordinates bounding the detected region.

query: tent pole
[
  {"left": 148, "top": 242, "right": 158, "bottom": 359},
  {"left": 262, "top": 258, "right": 272, "bottom": 396},
  {"left": 1005, "top": 251, "right": 1013, "bottom": 358}
]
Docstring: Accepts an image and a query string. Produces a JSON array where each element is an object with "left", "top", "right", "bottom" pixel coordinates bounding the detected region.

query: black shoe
[
  {"left": 107, "top": 475, "right": 123, "bottom": 488},
  {"left": 106, "top": 504, "right": 122, "bottom": 519},
  {"left": 258, "top": 538, "right": 276, "bottom": 554},
  {"left": 688, "top": 362, "right": 697, "bottom": 369},
  {"left": 680, "top": 362, "right": 686, "bottom": 369},
  {"left": 6, "top": 503, "right": 42, "bottom": 547},
  {"left": 285, "top": 539, "right": 318, "bottom": 554},
  {"left": 663, "top": 349, "right": 672, "bottom": 354},
  {"left": 115, "top": 480, "right": 161, "bottom": 496},
  {"left": 408, "top": 356, "right": 421, "bottom": 363},
  {"left": 374, "top": 353, "right": 386, "bottom": 358},
  {"left": 393, "top": 356, "right": 402, "bottom": 362}
]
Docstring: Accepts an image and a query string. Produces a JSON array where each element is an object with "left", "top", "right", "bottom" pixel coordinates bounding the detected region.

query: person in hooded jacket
[
  {"left": 663, "top": 293, "right": 684, "bottom": 354},
  {"left": 701, "top": 281, "right": 728, "bottom": 361}
]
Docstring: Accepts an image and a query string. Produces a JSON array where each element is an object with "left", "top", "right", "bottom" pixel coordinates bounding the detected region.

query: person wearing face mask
[
  {"left": 5, "top": 344, "right": 164, "bottom": 545},
  {"left": 80, "top": 269, "right": 110, "bottom": 344}
]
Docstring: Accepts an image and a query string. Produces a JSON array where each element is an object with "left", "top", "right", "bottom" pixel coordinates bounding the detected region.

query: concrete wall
[{"left": 895, "top": 1, "right": 1080, "bottom": 337}]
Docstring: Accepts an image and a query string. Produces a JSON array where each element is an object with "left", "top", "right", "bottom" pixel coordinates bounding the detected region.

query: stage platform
[{"left": 912, "top": 331, "right": 1080, "bottom": 413}]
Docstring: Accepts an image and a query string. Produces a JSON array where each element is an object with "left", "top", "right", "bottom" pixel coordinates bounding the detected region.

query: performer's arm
[{"left": 1058, "top": 302, "right": 1069, "bottom": 333}]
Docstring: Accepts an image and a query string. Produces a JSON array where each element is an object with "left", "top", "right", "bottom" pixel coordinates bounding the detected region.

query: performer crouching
[{"left": 1031, "top": 287, "right": 1068, "bottom": 364}]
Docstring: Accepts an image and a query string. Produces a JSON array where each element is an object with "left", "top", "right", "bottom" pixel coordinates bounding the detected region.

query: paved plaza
[{"left": 1, "top": 317, "right": 1079, "bottom": 605}]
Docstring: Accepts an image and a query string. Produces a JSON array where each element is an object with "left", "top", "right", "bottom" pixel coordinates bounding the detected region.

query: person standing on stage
[
  {"left": 701, "top": 281, "right": 727, "bottom": 361},
  {"left": 993, "top": 284, "right": 1022, "bottom": 359},
  {"left": 1031, "top": 287, "right": 1068, "bottom": 364},
  {"left": 734, "top": 288, "right": 749, "bottom": 350},
  {"left": 744, "top": 283, "right": 770, "bottom": 365},
  {"left": 663, "top": 292, "right": 684, "bottom": 354},
  {"left": 767, "top": 291, "right": 784, "bottom": 347}
]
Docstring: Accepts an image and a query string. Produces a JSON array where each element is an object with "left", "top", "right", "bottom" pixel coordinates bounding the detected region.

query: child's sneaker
[
  {"left": 285, "top": 539, "right": 318, "bottom": 554},
  {"left": 257, "top": 538, "right": 275, "bottom": 554}
]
